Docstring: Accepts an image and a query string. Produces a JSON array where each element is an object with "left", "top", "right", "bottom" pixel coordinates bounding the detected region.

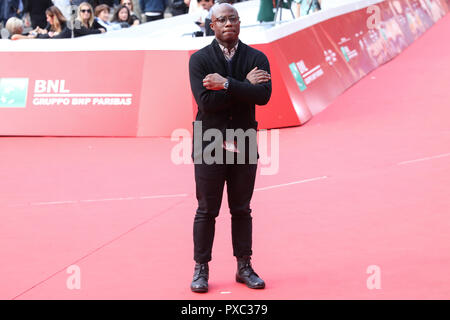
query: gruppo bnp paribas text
[{"left": 32, "top": 80, "right": 132, "bottom": 106}]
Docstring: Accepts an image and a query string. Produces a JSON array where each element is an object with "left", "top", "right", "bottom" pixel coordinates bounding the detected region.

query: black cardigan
[
  {"left": 189, "top": 39, "right": 271, "bottom": 132},
  {"left": 74, "top": 20, "right": 105, "bottom": 37},
  {"left": 189, "top": 39, "right": 272, "bottom": 162},
  {"left": 36, "top": 22, "right": 72, "bottom": 39},
  {"left": 35, "top": 20, "right": 104, "bottom": 39}
]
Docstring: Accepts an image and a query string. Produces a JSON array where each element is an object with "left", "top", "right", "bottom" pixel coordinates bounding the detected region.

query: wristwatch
[{"left": 223, "top": 81, "right": 229, "bottom": 90}]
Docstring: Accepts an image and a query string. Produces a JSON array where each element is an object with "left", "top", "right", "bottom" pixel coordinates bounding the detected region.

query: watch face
[{"left": 224, "top": 81, "right": 229, "bottom": 89}]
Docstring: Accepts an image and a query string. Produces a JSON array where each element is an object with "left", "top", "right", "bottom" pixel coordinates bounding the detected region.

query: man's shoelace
[
  {"left": 195, "top": 265, "right": 208, "bottom": 280},
  {"left": 240, "top": 262, "right": 257, "bottom": 275}
]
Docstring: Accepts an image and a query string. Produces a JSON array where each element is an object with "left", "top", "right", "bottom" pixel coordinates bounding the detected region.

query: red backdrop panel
[
  {"left": 0, "top": 0, "right": 448, "bottom": 136},
  {"left": 0, "top": 51, "right": 144, "bottom": 136}
]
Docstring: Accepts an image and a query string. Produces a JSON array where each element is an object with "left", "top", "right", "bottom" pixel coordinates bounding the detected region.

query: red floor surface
[{"left": 1, "top": 14, "right": 450, "bottom": 300}]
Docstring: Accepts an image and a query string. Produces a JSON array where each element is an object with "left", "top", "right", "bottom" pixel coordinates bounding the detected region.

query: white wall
[{"left": 321, "top": 0, "right": 374, "bottom": 9}]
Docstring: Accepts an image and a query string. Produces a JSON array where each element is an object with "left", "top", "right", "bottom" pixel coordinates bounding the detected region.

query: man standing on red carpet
[{"left": 188, "top": 3, "right": 272, "bottom": 293}]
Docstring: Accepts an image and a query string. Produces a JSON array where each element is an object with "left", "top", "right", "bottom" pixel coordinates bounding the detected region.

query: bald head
[{"left": 210, "top": 3, "right": 238, "bottom": 20}]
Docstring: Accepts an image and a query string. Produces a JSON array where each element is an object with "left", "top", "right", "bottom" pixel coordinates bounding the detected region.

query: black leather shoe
[
  {"left": 190, "top": 262, "right": 209, "bottom": 293},
  {"left": 236, "top": 256, "right": 265, "bottom": 289}
]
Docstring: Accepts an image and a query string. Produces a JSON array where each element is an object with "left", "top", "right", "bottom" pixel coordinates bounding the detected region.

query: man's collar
[{"left": 217, "top": 41, "right": 239, "bottom": 61}]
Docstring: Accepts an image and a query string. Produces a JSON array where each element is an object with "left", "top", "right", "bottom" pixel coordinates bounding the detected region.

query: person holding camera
[
  {"left": 25, "top": 5, "right": 72, "bottom": 38},
  {"left": 193, "top": 0, "right": 213, "bottom": 34}
]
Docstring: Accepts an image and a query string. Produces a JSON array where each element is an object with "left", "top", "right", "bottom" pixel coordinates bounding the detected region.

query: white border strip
[
  {"left": 7, "top": 176, "right": 330, "bottom": 207},
  {"left": 254, "top": 176, "right": 328, "bottom": 191},
  {"left": 9, "top": 193, "right": 189, "bottom": 207},
  {"left": 33, "top": 94, "right": 133, "bottom": 98},
  {"left": 397, "top": 152, "right": 450, "bottom": 165}
]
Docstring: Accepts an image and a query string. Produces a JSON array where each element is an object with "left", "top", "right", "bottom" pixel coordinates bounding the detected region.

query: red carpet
[{"left": 1, "top": 14, "right": 449, "bottom": 299}]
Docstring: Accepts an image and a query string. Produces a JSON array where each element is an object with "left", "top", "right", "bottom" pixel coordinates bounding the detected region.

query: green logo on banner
[
  {"left": 0, "top": 78, "right": 29, "bottom": 108},
  {"left": 340, "top": 47, "right": 350, "bottom": 62},
  {"left": 289, "top": 63, "right": 307, "bottom": 92}
]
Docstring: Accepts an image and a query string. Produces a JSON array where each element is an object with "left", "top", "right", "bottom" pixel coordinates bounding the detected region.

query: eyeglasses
[
  {"left": 213, "top": 15, "right": 239, "bottom": 25},
  {"left": 80, "top": 9, "right": 91, "bottom": 13}
]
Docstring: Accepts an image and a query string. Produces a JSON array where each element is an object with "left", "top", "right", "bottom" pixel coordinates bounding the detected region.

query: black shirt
[
  {"left": 73, "top": 19, "right": 105, "bottom": 37},
  {"left": 36, "top": 22, "right": 72, "bottom": 39}
]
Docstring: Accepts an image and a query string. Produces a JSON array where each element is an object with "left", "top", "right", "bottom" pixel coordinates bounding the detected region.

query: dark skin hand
[
  {"left": 203, "top": 73, "right": 227, "bottom": 90},
  {"left": 202, "top": 3, "right": 271, "bottom": 91},
  {"left": 245, "top": 67, "right": 271, "bottom": 84},
  {"left": 203, "top": 68, "right": 271, "bottom": 90}
]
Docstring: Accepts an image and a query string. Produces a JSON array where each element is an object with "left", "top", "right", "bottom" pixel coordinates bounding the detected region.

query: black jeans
[{"left": 193, "top": 162, "right": 257, "bottom": 263}]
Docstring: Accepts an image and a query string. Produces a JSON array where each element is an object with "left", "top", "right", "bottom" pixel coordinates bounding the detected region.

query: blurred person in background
[
  {"left": 70, "top": 1, "right": 120, "bottom": 10},
  {"left": 170, "top": 0, "right": 188, "bottom": 16},
  {"left": 188, "top": 0, "right": 200, "bottom": 14},
  {"left": 23, "top": 0, "right": 54, "bottom": 28},
  {"left": 27, "top": 5, "right": 72, "bottom": 38},
  {"left": 70, "top": 0, "right": 91, "bottom": 5},
  {"left": 194, "top": 0, "right": 213, "bottom": 34},
  {"left": 295, "top": 0, "right": 321, "bottom": 18},
  {"left": 94, "top": 3, "right": 122, "bottom": 30},
  {"left": 53, "top": 0, "right": 72, "bottom": 19},
  {"left": 16, "top": 0, "right": 24, "bottom": 19},
  {"left": 5, "top": 16, "right": 24, "bottom": 38},
  {"left": 7, "top": 15, "right": 44, "bottom": 40},
  {"left": 94, "top": 3, "right": 114, "bottom": 29},
  {"left": 257, "top": 0, "right": 274, "bottom": 22},
  {"left": 74, "top": 1, "right": 106, "bottom": 36},
  {"left": 139, "top": 0, "right": 166, "bottom": 22},
  {"left": 112, "top": 4, "right": 132, "bottom": 27},
  {"left": 1, "top": 0, "right": 21, "bottom": 27},
  {"left": 92, "top": 0, "right": 118, "bottom": 7},
  {"left": 120, "top": 0, "right": 140, "bottom": 25},
  {"left": 203, "top": 0, "right": 216, "bottom": 36}
]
